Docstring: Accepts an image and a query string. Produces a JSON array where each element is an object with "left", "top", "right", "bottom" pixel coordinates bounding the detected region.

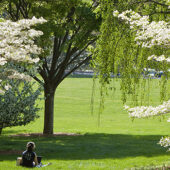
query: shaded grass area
[
  {"left": 0, "top": 133, "right": 170, "bottom": 169},
  {"left": 0, "top": 78, "right": 169, "bottom": 169},
  {"left": 0, "top": 134, "right": 168, "bottom": 160}
]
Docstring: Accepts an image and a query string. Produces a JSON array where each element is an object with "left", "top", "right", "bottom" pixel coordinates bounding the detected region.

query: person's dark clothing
[{"left": 22, "top": 150, "right": 36, "bottom": 167}]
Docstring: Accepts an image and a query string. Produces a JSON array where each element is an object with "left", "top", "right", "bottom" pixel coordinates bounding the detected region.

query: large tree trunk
[{"left": 43, "top": 84, "right": 55, "bottom": 134}]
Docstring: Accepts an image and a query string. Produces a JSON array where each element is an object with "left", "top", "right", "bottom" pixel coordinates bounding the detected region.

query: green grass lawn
[{"left": 0, "top": 78, "right": 169, "bottom": 170}]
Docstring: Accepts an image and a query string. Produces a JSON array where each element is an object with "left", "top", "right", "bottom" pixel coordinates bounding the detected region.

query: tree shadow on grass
[{"left": 0, "top": 133, "right": 169, "bottom": 161}]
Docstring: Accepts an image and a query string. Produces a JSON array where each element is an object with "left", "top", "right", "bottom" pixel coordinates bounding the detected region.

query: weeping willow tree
[{"left": 93, "top": 0, "right": 169, "bottom": 113}]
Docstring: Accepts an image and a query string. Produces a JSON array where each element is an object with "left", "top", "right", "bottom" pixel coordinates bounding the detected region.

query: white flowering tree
[
  {"left": 0, "top": 17, "right": 46, "bottom": 92},
  {"left": 0, "top": 0, "right": 101, "bottom": 135},
  {"left": 0, "top": 17, "right": 46, "bottom": 134},
  {"left": 113, "top": 9, "right": 170, "bottom": 151}
]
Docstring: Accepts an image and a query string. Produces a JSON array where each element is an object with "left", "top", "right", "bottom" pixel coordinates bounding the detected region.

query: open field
[{"left": 0, "top": 78, "right": 169, "bottom": 170}]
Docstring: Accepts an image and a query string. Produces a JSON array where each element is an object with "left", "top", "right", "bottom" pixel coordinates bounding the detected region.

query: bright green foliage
[
  {"left": 0, "top": 80, "right": 41, "bottom": 134},
  {"left": 93, "top": 0, "right": 169, "bottom": 106}
]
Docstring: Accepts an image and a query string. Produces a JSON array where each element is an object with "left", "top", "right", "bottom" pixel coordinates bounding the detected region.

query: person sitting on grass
[{"left": 21, "top": 141, "right": 38, "bottom": 167}]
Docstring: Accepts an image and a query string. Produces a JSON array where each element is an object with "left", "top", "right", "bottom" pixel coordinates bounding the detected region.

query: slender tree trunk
[{"left": 43, "top": 84, "right": 55, "bottom": 134}]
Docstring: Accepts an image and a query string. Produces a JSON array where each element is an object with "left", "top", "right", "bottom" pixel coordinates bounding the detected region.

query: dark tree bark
[{"left": 43, "top": 84, "right": 56, "bottom": 134}]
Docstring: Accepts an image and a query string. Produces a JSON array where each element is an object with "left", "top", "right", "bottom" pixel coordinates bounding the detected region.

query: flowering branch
[
  {"left": 0, "top": 16, "right": 47, "bottom": 93},
  {"left": 113, "top": 10, "right": 170, "bottom": 63},
  {"left": 124, "top": 100, "right": 170, "bottom": 118},
  {"left": 159, "top": 136, "right": 170, "bottom": 151},
  {"left": 0, "top": 17, "right": 47, "bottom": 65},
  {"left": 113, "top": 10, "right": 170, "bottom": 48}
]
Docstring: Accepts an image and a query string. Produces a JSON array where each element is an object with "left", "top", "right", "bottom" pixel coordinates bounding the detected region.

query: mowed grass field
[{"left": 0, "top": 78, "right": 169, "bottom": 170}]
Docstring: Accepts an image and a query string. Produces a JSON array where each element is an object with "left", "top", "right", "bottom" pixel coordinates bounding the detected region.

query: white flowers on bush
[
  {"left": 0, "top": 17, "right": 47, "bottom": 93},
  {"left": 113, "top": 10, "right": 170, "bottom": 63},
  {"left": 159, "top": 137, "right": 170, "bottom": 151},
  {"left": 8, "top": 71, "right": 32, "bottom": 81},
  {"left": 0, "top": 17, "right": 46, "bottom": 65},
  {"left": 0, "top": 57, "right": 7, "bottom": 65},
  {"left": 113, "top": 10, "right": 170, "bottom": 48},
  {"left": 124, "top": 100, "right": 170, "bottom": 118},
  {"left": 148, "top": 55, "right": 170, "bottom": 63}
]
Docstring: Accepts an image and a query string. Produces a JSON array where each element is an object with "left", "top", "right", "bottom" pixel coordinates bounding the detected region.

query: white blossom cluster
[
  {"left": 8, "top": 70, "right": 32, "bottom": 81},
  {"left": 124, "top": 100, "right": 170, "bottom": 118},
  {"left": 148, "top": 55, "right": 170, "bottom": 63},
  {"left": 113, "top": 10, "right": 170, "bottom": 62},
  {"left": 113, "top": 10, "right": 170, "bottom": 48},
  {"left": 124, "top": 100, "right": 170, "bottom": 150},
  {"left": 159, "top": 136, "right": 170, "bottom": 151},
  {"left": 0, "top": 17, "right": 47, "bottom": 93},
  {"left": 0, "top": 17, "right": 47, "bottom": 65}
]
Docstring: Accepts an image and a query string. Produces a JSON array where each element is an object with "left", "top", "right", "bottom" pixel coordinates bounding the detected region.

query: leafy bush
[{"left": 0, "top": 80, "right": 41, "bottom": 134}]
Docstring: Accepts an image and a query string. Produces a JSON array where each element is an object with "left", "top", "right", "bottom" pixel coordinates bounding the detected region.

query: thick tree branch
[
  {"left": 7, "top": 1, "right": 18, "bottom": 21},
  {"left": 19, "top": 0, "right": 30, "bottom": 18},
  {"left": 53, "top": 37, "right": 96, "bottom": 85},
  {"left": 39, "top": 67, "right": 48, "bottom": 82},
  {"left": 50, "top": 36, "right": 60, "bottom": 73},
  {"left": 30, "top": 74, "right": 44, "bottom": 86},
  {"left": 17, "top": 66, "right": 44, "bottom": 86},
  {"left": 44, "top": 57, "right": 50, "bottom": 73},
  {"left": 61, "top": 55, "right": 92, "bottom": 82},
  {"left": 5, "top": 0, "right": 31, "bottom": 20},
  {"left": 38, "top": 54, "right": 50, "bottom": 75},
  {"left": 15, "top": 1, "right": 21, "bottom": 19},
  {"left": 60, "top": 31, "right": 69, "bottom": 48},
  {"left": 53, "top": 42, "right": 73, "bottom": 81},
  {"left": 67, "top": 38, "right": 96, "bottom": 66}
]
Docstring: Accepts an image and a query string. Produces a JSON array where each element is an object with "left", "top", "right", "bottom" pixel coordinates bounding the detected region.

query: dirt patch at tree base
[
  {"left": 0, "top": 150, "right": 22, "bottom": 155},
  {"left": 10, "top": 132, "right": 82, "bottom": 137}
]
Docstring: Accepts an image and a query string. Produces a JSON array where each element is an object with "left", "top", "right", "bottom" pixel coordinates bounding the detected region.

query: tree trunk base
[{"left": 43, "top": 86, "right": 55, "bottom": 135}]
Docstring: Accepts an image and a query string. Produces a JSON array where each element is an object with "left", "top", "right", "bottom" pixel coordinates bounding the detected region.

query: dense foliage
[{"left": 0, "top": 81, "right": 41, "bottom": 134}]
